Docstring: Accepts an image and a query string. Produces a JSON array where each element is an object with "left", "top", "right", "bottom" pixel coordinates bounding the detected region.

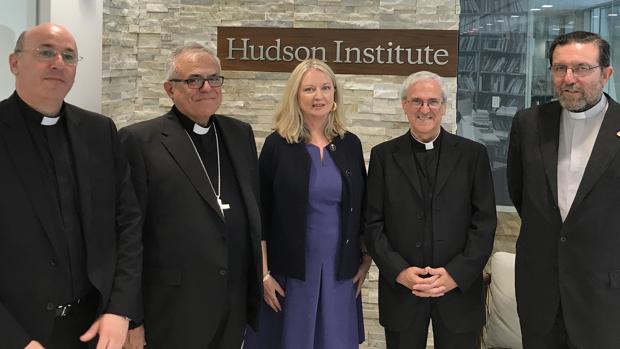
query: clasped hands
[{"left": 396, "top": 266, "right": 457, "bottom": 298}]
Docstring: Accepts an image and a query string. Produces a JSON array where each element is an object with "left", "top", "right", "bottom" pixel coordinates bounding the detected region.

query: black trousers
[
  {"left": 49, "top": 293, "right": 98, "bottom": 349},
  {"left": 521, "top": 304, "right": 578, "bottom": 349},
  {"left": 385, "top": 300, "right": 480, "bottom": 349}
]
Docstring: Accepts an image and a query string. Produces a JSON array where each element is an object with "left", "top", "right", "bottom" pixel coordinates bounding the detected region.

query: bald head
[{"left": 9, "top": 23, "right": 78, "bottom": 115}]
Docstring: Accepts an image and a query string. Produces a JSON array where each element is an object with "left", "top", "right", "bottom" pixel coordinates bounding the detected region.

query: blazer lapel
[
  {"left": 538, "top": 102, "right": 562, "bottom": 208},
  {"left": 0, "top": 95, "right": 64, "bottom": 254},
  {"left": 64, "top": 106, "right": 93, "bottom": 238},
  {"left": 161, "top": 112, "right": 224, "bottom": 221},
  {"left": 392, "top": 132, "right": 423, "bottom": 200},
  {"left": 571, "top": 96, "right": 620, "bottom": 213},
  {"left": 434, "top": 130, "right": 462, "bottom": 197}
]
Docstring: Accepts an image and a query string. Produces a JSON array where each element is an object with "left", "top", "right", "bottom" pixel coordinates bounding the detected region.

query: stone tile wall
[{"left": 102, "top": 1, "right": 520, "bottom": 348}]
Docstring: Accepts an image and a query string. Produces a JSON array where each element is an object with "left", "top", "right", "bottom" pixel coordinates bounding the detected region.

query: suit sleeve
[
  {"left": 0, "top": 304, "right": 30, "bottom": 349},
  {"left": 364, "top": 147, "right": 410, "bottom": 285},
  {"left": 507, "top": 113, "right": 523, "bottom": 213},
  {"left": 444, "top": 145, "right": 497, "bottom": 292},
  {"left": 247, "top": 124, "right": 260, "bottom": 213},
  {"left": 258, "top": 136, "right": 275, "bottom": 241},
  {"left": 118, "top": 127, "right": 149, "bottom": 218},
  {"left": 355, "top": 135, "right": 368, "bottom": 242},
  {"left": 105, "top": 120, "right": 143, "bottom": 325}
]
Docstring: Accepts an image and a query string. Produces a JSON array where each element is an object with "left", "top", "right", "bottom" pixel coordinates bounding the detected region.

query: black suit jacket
[
  {"left": 119, "top": 110, "right": 262, "bottom": 347},
  {"left": 0, "top": 92, "right": 142, "bottom": 349},
  {"left": 507, "top": 94, "right": 620, "bottom": 348},
  {"left": 365, "top": 129, "right": 496, "bottom": 332},
  {"left": 259, "top": 131, "right": 366, "bottom": 280}
]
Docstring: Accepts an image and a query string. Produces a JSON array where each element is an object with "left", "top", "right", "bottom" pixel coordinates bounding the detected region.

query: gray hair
[
  {"left": 400, "top": 71, "right": 448, "bottom": 103},
  {"left": 165, "top": 42, "right": 221, "bottom": 80}
]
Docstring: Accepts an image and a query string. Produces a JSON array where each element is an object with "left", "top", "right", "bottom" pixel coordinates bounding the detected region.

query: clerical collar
[
  {"left": 173, "top": 106, "right": 214, "bottom": 135},
  {"left": 193, "top": 123, "right": 210, "bottom": 135},
  {"left": 41, "top": 116, "right": 60, "bottom": 126},
  {"left": 15, "top": 92, "right": 64, "bottom": 127},
  {"left": 565, "top": 94, "right": 607, "bottom": 120},
  {"left": 410, "top": 129, "right": 442, "bottom": 150}
]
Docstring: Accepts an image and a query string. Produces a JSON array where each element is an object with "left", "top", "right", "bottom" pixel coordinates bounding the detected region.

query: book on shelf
[
  {"left": 458, "top": 74, "right": 477, "bottom": 91},
  {"left": 459, "top": 56, "right": 477, "bottom": 71},
  {"left": 459, "top": 36, "right": 479, "bottom": 51}
]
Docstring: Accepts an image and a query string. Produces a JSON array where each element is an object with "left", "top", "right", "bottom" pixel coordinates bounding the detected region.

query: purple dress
[{"left": 244, "top": 144, "right": 364, "bottom": 349}]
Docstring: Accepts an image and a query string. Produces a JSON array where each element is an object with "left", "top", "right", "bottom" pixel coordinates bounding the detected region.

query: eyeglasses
[
  {"left": 549, "top": 64, "right": 601, "bottom": 77},
  {"left": 404, "top": 98, "right": 444, "bottom": 109},
  {"left": 169, "top": 75, "right": 225, "bottom": 89},
  {"left": 16, "top": 46, "right": 82, "bottom": 66}
]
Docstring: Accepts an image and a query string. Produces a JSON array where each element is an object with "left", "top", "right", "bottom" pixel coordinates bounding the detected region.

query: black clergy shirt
[
  {"left": 16, "top": 94, "right": 92, "bottom": 303},
  {"left": 409, "top": 129, "right": 443, "bottom": 266}
]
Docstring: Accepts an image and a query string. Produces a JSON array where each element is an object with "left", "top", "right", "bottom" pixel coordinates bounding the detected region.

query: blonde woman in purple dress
[{"left": 244, "top": 59, "right": 371, "bottom": 349}]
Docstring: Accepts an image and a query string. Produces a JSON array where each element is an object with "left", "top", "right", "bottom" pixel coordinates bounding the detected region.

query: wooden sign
[{"left": 217, "top": 27, "right": 458, "bottom": 76}]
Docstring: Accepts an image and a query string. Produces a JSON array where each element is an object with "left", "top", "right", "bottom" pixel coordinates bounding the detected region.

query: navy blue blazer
[{"left": 260, "top": 131, "right": 366, "bottom": 280}]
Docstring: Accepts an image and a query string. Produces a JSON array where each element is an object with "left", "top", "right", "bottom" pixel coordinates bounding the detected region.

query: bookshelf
[
  {"left": 458, "top": 0, "right": 528, "bottom": 110},
  {"left": 457, "top": 0, "right": 529, "bottom": 206}
]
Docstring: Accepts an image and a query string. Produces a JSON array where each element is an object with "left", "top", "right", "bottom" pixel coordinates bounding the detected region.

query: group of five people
[{"left": 0, "top": 23, "right": 618, "bottom": 349}]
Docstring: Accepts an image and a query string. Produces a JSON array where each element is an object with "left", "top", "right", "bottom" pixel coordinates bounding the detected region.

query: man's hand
[
  {"left": 25, "top": 341, "right": 45, "bottom": 349},
  {"left": 123, "top": 325, "right": 145, "bottom": 349},
  {"left": 396, "top": 266, "right": 439, "bottom": 290},
  {"left": 80, "top": 313, "right": 130, "bottom": 349},
  {"left": 263, "top": 275, "right": 285, "bottom": 312},
  {"left": 411, "top": 267, "right": 457, "bottom": 297}
]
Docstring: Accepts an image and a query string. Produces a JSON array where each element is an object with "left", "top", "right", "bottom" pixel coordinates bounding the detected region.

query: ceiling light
[{"left": 542, "top": 4, "right": 553, "bottom": 8}]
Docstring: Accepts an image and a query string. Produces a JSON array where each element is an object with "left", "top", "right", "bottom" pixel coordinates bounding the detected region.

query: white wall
[
  {"left": 40, "top": 0, "right": 103, "bottom": 113},
  {"left": 0, "top": 0, "right": 37, "bottom": 99}
]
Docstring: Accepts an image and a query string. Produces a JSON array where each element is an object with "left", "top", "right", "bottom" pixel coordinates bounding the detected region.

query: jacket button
[
  {"left": 417, "top": 213, "right": 424, "bottom": 221},
  {"left": 560, "top": 236, "right": 567, "bottom": 243},
  {"left": 345, "top": 169, "right": 351, "bottom": 176},
  {"left": 415, "top": 241, "right": 422, "bottom": 248},
  {"left": 46, "top": 302, "right": 55, "bottom": 310},
  {"left": 219, "top": 269, "right": 227, "bottom": 276},
  {"left": 345, "top": 239, "right": 350, "bottom": 245},
  {"left": 350, "top": 207, "right": 354, "bottom": 213},
  {"left": 49, "top": 259, "right": 57, "bottom": 267}
]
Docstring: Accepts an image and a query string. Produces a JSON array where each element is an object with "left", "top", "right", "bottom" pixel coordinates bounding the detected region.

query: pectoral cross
[{"left": 217, "top": 197, "right": 230, "bottom": 213}]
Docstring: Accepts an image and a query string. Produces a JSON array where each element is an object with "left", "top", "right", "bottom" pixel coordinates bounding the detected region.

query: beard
[{"left": 554, "top": 83, "right": 604, "bottom": 112}]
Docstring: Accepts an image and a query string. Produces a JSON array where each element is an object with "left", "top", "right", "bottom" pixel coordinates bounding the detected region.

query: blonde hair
[{"left": 274, "top": 59, "right": 346, "bottom": 144}]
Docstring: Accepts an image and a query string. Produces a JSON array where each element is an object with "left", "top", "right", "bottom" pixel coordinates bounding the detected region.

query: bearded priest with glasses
[
  {"left": 508, "top": 31, "right": 620, "bottom": 349},
  {"left": 118, "top": 43, "right": 262, "bottom": 349}
]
